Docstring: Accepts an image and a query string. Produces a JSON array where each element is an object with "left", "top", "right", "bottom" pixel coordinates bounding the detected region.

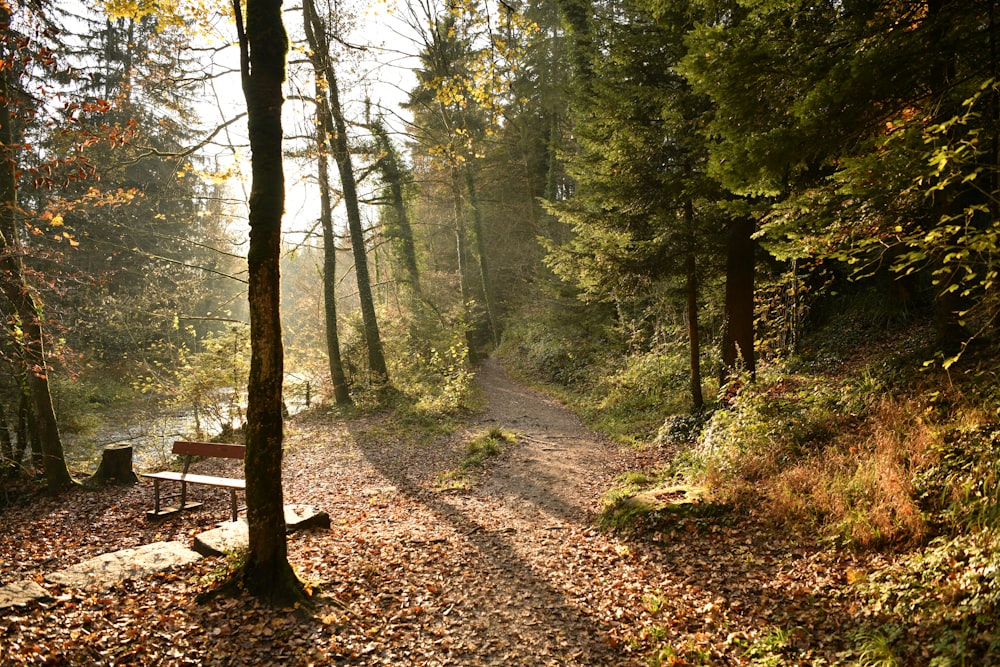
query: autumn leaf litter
[{"left": 0, "top": 360, "right": 880, "bottom": 665}]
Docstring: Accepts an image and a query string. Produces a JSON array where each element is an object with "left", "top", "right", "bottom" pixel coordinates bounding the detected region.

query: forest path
[
  {"left": 471, "top": 356, "right": 616, "bottom": 525},
  {"left": 324, "top": 356, "right": 645, "bottom": 665}
]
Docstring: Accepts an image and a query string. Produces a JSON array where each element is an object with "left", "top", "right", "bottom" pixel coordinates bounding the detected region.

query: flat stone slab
[
  {"left": 193, "top": 505, "right": 330, "bottom": 557},
  {"left": 284, "top": 503, "right": 331, "bottom": 531},
  {"left": 193, "top": 520, "right": 248, "bottom": 557},
  {"left": 0, "top": 579, "right": 50, "bottom": 609},
  {"left": 44, "top": 541, "right": 202, "bottom": 589}
]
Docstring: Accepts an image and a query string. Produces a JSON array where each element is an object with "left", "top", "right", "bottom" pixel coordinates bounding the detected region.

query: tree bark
[
  {"left": 0, "top": 403, "right": 13, "bottom": 466},
  {"left": 302, "top": 0, "right": 388, "bottom": 383},
  {"left": 452, "top": 171, "right": 479, "bottom": 361},
  {"left": 84, "top": 445, "right": 139, "bottom": 488},
  {"left": 463, "top": 166, "right": 500, "bottom": 348},
  {"left": 369, "top": 112, "right": 421, "bottom": 297},
  {"left": 16, "top": 387, "right": 36, "bottom": 469},
  {"left": 684, "top": 201, "right": 703, "bottom": 412},
  {"left": 308, "top": 49, "right": 351, "bottom": 406},
  {"left": 554, "top": 0, "right": 594, "bottom": 95},
  {"left": 232, "top": 0, "right": 302, "bottom": 605},
  {"left": 0, "top": 14, "right": 76, "bottom": 493},
  {"left": 721, "top": 215, "right": 756, "bottom": 384}
]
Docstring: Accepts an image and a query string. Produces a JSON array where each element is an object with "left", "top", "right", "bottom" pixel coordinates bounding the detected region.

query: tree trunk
[
  {"left": 84, "top": 445, "right": 139, "bottom": 488},
  {"left": 554, "top": 0, "right": 594, "bottom": 95},
  {"left": 721, "top": 215, "right": 756, "bottom": 384},
  {"left": 16, "top": 388, "right": 36, "bottom": 469},
  {"left": 684, "top": 201, "right": 703, "bottom": 412},
  {"left": 302, "top": 0, "right": 388, "bottom": 383},
  {"left": 0, "top": 17, "right": 75, "bottom": 493},
  {"left": 369, "top": 112, "right": 421, "bottom": 296},
  {"left": 307, "top": 44, "right": 351, "bottom": 406},
  {"left": 0, "top": 403, "right": 13, "bottom": 466},
  {"left": 452, "top": 171, "right": 479, "bottom": 361},
  {"left": 463, "top": 166, "right": 500, "bottom": 348},
  {"left": 319, "top": 145, "right": 352, "bottom": 406},
  {"left": 232, "top": 0, "right": 302, "bottom": 605}
]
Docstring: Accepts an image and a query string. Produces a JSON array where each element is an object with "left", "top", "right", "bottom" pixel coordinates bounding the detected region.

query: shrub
[{"left": 691, "top": 363, "right": 932, "bottom": 547}]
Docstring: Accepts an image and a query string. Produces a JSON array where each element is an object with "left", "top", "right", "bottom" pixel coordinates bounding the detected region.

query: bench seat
[{"left": 142, "top": 471, "right": 245, "bottom": 489}]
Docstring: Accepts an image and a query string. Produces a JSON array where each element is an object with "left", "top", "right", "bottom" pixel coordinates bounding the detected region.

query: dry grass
[{"left": 764, "top": 398, "right": 936, "bottom": 548}]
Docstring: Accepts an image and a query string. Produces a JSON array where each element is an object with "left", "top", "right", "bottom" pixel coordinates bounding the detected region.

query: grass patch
[
  {"left": 434, "top": 427, "right": 515, "bottom": 491},
  {"left": 597, "top": 471, "right": 722, "bottom": 534}
]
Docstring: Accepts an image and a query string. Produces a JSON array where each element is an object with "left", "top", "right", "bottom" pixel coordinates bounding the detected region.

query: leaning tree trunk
[
  {"left": 0, "top": 21, "right": 75, "bottom": 493},
  {"left": 303, "top": 0, "right": 388, "bottom": 383},
  {"left": 232, "top": 0, "right": 302, "bottom": 605},
  {"left": 721, "top": 215, "right": 756, "bottom": 385}
]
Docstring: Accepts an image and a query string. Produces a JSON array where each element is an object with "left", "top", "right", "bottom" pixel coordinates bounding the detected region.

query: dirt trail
[
  {"left": 330, "top": 357, "right": 643, "bottom": 665},
  {"left": 472, "top": 357, "right": 617, "bottom": 523}
]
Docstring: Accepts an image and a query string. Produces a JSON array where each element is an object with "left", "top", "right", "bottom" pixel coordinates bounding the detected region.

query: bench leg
[
  {"left": 180, "top": 480, "right": 187, "bottom": 509},
  {"left": 153, "top": 479, "right": 161, "bottom": 514},
  {"left": 230, "top": 489, "right": 238, "bottom": 522}
]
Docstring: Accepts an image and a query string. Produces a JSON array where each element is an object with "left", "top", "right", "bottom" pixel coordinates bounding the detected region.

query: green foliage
[
  {"left": 200, "top": 546, "right": 249, "bottom": 588},
  {"left": 134, "top": 325, "right": 250, "bottom": 440},
  {"left": 498, "top": 309, "right": 605, "bottom": 388},
  {"left": 858, "top": 530, "right": 1000, "bottom": 665},
  {"left": 852, "top": 626, "right": 903, "bottom": 667},
  {"left": 741, "top": 626, "right": 796, "bottom": 667},
  {"left": 501, "top": 299, "right": 707, "bottom": 444},
  {"left": 695, "top": 372, "right": 844, "bottom": 483},
  {"left": 376, "top": 301, "right": 476, "bottom": 417},
  {"left": 50, "top": 373, "right": 134, "bottom": 438},
  {"left": 587, "top": 346, "right": 711, "bottom": 444},
  {"left": 914, "top": 423, "right": 1000, "bottom": 533}
]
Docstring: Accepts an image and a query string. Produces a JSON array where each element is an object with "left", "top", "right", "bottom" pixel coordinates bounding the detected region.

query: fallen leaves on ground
[{"left": 1, "top": 362, "right": 884, "bottom": 665}]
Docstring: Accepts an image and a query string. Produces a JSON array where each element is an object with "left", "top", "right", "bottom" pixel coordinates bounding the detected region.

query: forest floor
[{"left": 0, "top": 359, "right": 882, "bottom": 666}]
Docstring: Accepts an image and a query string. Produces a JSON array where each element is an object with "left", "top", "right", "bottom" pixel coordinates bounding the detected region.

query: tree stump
[{"left": 84, "top": 444, "right": 139, "bottom": 488}]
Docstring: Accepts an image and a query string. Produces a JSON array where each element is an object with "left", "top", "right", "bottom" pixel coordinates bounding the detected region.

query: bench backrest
[{"left": 172, "top": 441, "right": 245, "bottom": 460}]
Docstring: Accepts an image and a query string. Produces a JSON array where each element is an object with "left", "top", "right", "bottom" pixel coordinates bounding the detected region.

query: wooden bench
[{"left": 142, "top": 441, "right": 245, "bottom": 521}]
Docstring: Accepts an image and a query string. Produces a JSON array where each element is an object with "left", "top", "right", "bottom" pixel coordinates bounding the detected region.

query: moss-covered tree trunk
[
  {"left": 232, "top": 0, "right": 302, "bottom": 605},
  {"left": 0, "top": 17, "right": 75, "bottom": 494},
  {"left": 368, "top": 111, "right": 421, "bottom": 297},
  {"left": 452, "top": 170, "right": 479, "bottom": 361},
  {"left": 463, "top": 166, "right": 500, "bottom": 348}
]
